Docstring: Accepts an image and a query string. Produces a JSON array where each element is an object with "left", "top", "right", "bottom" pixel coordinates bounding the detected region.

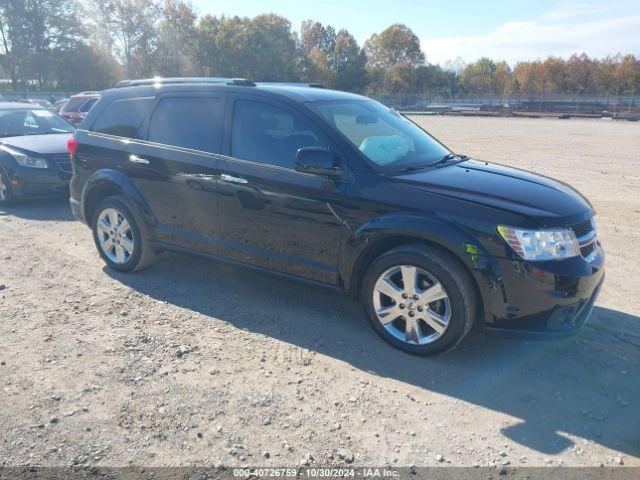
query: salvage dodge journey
[{"left": 68, "top": 78, "right": 604, "bottom": 355}]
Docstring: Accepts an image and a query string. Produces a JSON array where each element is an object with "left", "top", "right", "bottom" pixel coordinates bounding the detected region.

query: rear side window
[
  {"left": 91, "top": 97, "right": 153, "bottom": 138},
  {"left": 80, "top": 98, "right": 98, "bottom": 113},
  {"left": 61, "top": 97, "right": 85, "bottom": 113},
  {"left": 148, "top": 97, "right": 223, "bottom": 153},
  {"left": 231, "top": 100, "right": 327, "bottom": 168}
]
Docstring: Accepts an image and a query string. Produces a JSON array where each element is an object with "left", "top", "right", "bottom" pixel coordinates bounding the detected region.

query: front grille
[
  {"left": 571, "top": 219, "right": 593, "bottom": 238},
  {"left": 51, "top": 154, "right": 72, "bottom": 179},
  {"left": 580, "top": 242, "right": 595, "bottom": 258},
  {"left": 572, "top": 217, "right": 597, "bottom": 260}
]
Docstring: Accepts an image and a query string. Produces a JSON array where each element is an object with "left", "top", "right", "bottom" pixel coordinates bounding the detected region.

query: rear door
[{"left": 125, "top": 93, "right": 226, "bottom": 253}]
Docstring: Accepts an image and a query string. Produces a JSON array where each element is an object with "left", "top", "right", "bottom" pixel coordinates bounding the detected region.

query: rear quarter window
[{"left": 90, "top": 97, "right": 154, "bottom": 138}]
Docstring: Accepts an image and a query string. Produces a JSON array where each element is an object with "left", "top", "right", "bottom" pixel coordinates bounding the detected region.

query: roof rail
[
  {"left": 257, "top": 82, "right": 326, "bottom": 89},
  {"left": 115, "top": 77, "right": 257, "bottom": 88}
]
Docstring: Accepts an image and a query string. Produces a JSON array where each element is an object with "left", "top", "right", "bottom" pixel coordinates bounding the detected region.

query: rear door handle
[
  {"left": 129, "top": 154, "right": 150, "bottom": 165},
  {"left": 220, "top": 173, "right": 248, "bottom": 184}
]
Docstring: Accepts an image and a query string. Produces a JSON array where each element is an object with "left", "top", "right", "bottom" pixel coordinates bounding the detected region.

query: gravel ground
[{"left": 0, "top": 116, "right": 638, "bottom": 468}]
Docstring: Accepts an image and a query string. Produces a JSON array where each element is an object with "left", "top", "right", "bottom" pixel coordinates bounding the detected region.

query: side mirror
[{"left": 294, "top": 147, "right": 343, "bottom": 177}]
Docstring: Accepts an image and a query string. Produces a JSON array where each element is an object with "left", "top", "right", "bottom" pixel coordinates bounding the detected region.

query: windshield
[
  {"left": 0, "top": 108, "right": 75, "bottom": 138},
  {"left": 311, "top": 99, "right": 450, "bottom": 171}
]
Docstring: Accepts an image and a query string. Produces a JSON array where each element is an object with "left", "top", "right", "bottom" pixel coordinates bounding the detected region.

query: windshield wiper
[
  {"left": 430, "top": 152, "right": 468, "bottom": 167},
  {"left": 388, "top": 153, "right": 469, "bottom": 175}
]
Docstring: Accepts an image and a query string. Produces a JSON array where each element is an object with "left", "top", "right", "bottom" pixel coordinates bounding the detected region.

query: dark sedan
[{"left": 0, "top": 102, "right": 75, "bottom": 205}]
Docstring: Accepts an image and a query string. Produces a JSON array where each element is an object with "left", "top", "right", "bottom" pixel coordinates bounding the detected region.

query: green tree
[
  {"left": 565, "top": 53, "right": 594, "bottom": 94},
  {"left": 1, "top": 0, "right": 84, "bottom": 89},
  {"left": 52, "top": 43, "right": 121, "bottom": 90},
  {"left": 154, "top": 0, "right": 198, "bottom": 76},
  {"left": 110, "top": 0, "right": 161, "bottom": 78},
  {"left": 514, "top": 61, "right": 540, "bottom": 96},
  {"left": 197, "top": 14, "right": 298, "bottom": 81},
  {"left": 300, "top": 20, "right": 335, "bottom": 55},
  {"left": 460, "top": 58, "right": 497, "bottom": 95},
  {"left": 331, "top": 29, "right": 367, "bottom": 91},
  {"left": 364, "top": 23, "right": 424, "bottom": 70}
]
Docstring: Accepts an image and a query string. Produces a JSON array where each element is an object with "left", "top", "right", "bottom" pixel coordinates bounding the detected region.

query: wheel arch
[
  {"left": 340, "top": 214, "right": 503, "bottom": 323},
  {"left": 81, "top": 169, "right": 155, "bottom": 229}
]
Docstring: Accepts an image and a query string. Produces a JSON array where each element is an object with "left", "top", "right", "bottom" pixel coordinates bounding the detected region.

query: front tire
[
  {"left": 361, "top": 244, "right": 476, "bottom": 356},
  {"left": 92, "top": 196, "right": 155, "bottom": 272}
]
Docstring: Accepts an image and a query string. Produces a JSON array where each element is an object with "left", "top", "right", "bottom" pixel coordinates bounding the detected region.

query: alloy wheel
[
  {"left": 372, "top": 264, "right": 451, "bottom": 345},
  {"left": 96, "top": 208, "right": 135, "bottom": 264}
]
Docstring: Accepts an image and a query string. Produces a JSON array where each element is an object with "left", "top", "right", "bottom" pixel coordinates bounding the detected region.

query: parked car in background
[
  {"left": 23, "top": 98, "right": 54, "bottom": 109},
  {"left": 0, "top": 102, "right": 75, "bottom": 205},
  {"left": 59, "top": 92, "right": 100, "bottom": 125},
  {"left": 68, "top": 78, "right": 604, "bottom": 356},
  {"left": 53, "top": 98, "right": 69, "bottom": 113}
]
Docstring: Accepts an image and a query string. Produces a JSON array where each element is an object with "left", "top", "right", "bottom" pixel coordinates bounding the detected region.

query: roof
[
  {"left": 108, "top": 77, "right": 366, "bottom": 103},
  {"left": 69, "top": 92, "right": 100, "bottom": 98},
  {"left": 0, "top": 101, "right": 45, "bottom": 110}
]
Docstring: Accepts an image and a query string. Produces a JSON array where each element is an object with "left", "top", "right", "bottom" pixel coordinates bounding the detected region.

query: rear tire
[
  {"left": 0, "top": 168, "right": 16, "bottom": 206},
  {"left": 91, "top": 196, "right": 155, "bottom": 272},
  {"left": 361, "top": 244, "right": 476, "bottom": 356}
]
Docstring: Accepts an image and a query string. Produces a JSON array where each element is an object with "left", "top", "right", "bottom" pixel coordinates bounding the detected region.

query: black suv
[{"left": 69, "top": 78, "right": 604, "bottom": 355}]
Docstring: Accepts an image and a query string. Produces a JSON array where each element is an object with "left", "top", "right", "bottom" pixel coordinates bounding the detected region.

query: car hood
[
  {"left": 394, "top": 159, "right": 593, "bottom": 224},
  {"left": 0, "top": 133, "right": 71, "bottom": 155}
]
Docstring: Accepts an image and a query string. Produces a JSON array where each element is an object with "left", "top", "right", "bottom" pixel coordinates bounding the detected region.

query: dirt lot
[{"left": 0, "top": 116, "right": 639, "bottom": 469}]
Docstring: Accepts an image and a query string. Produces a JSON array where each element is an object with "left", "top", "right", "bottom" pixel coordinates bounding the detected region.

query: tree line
[{"left": 1, "top": 0, "right": 639, "bottom": 97}]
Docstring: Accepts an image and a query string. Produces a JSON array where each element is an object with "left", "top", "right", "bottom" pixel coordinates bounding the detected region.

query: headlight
[
  {"left": 0, "top": 145, "right": 49, "bottom": 169},
  {"left": 497, "top": 225, "right": 579, "bottom": 261}
]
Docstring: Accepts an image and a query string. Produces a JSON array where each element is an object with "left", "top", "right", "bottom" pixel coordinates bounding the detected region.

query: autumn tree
[
  {"left": 493, "top": 61, "right": 513, "bottom": 98},
  {"left": 615, "top": 54, "right": 640, "bottom": 94}
]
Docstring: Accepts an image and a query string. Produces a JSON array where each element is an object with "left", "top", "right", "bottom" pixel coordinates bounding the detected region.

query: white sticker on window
[{"left": 33, "top": 109, "right": 54, "bottom": 117}]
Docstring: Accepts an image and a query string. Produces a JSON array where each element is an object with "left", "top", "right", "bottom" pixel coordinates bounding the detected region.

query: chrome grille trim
[{"left": 575, "top": 218, "right": 597, "bottom": 262}]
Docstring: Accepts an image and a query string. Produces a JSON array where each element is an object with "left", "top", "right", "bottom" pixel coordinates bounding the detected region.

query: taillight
[{"left": 67, "top": 136, "right": 78, "bottom": 159}]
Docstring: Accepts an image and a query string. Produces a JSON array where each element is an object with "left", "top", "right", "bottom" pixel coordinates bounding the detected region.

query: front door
[{"left": 215, "top": 97, "right": 349, "bottom": 284}]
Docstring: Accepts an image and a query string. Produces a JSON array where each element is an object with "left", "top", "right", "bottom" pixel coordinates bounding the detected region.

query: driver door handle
[{"left": 220, "top": 173, "right": 248, "bottom": 184}]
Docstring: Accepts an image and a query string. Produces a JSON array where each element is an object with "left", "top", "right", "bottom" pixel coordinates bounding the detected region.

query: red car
[{"left": 59, "top": 92, "right": 100, "bottom": 126}]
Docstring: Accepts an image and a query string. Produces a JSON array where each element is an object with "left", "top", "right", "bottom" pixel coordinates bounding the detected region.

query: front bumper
[
  {"left": 2, "top": 164, "right": 69, "bottom": 199},
  {"left": 483, "top": 243, "right": 604, "bottom": 337}
]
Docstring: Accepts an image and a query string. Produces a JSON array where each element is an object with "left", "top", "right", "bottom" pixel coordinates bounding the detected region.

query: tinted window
[
  {"left": 91, "top": 97, "right": 153, "bottom": 138},
  {"left": 80, "top": 98, "right": 98, "bottom": 113},
  {"left": 231, "top": 100, "right": 327, "bottom": 168},
  {"left": 148, "top": 97, "right": 222, "bottom": 153}
]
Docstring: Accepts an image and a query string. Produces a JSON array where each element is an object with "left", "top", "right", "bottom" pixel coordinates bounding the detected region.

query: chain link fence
[{"left": 372, "top": 93, "right": 640, "bottom": 119}]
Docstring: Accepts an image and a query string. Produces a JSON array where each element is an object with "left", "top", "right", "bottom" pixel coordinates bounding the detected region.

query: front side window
[
  {"left": 312, "top": 100, "right": 450, "bottom": 171},
  {"left": 91, "top": 97, "right": 153, "bottom": 138},
  {"left": 0, "top": 108, "right": 75, "bottom": 138},
  {"left": 231, "top": 100, "right": 327, "bottom": 168},
  {"left": 148, "top": 97, "right": 223, "bottom": 153}
]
